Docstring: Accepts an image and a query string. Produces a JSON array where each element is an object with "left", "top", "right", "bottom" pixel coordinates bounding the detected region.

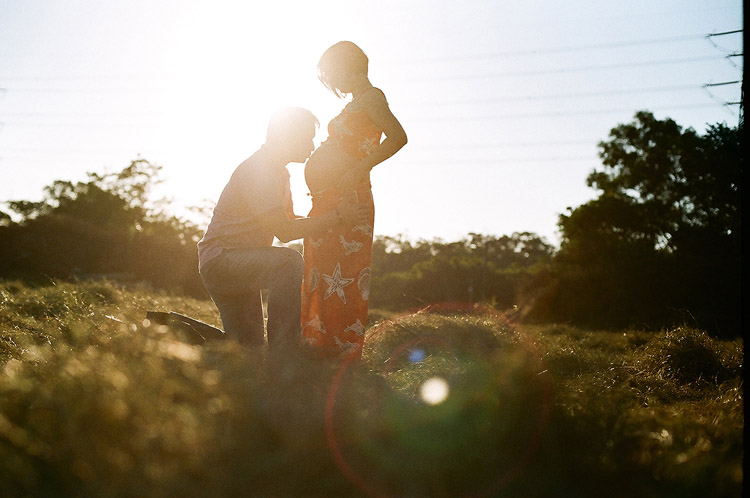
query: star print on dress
[
  {"left": 330, "top": 114, "right": 354, "bottom": 139},
  {"left": 358, "top": 137, "right": 378, "bottom": 155},
  {"left": 334, "top": 336, "right": 361, "bottom": 355},
  {"left": 352, "top": 224, "right": 373, "bottom": 237},
  {"left": 323, "top": 263, "right": 355, "bottom": 304},
  {"left": 344, "top": 319, "right": 367, "bottom": 336},
  {"left": 304, "top": 315, "right": 327, "bottom": 334},
  {"left": 339, "top": 235, "right": 363, "bottom": 255},
  {"left": 308, "top": 267, "right": 319, "bottom": 293},
  {"left": 358, "top": 267, "right": 371, "bottom": 300},
  {"left": 311, "top": 238, "right": 324, "bottom": 249}
]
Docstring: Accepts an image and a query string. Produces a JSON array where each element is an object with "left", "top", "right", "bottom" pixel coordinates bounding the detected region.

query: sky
[{"left": 0, "top": 0, "right": 743, "bottom": 246}]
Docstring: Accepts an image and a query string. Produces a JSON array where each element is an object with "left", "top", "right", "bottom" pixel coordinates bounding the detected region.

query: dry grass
[{"left": 0, "top": 280, "right": 743, "bottom": 497}]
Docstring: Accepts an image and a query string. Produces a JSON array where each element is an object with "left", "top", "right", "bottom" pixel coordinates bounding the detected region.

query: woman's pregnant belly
[{"left": 304, "top": 141, "right": 358, "bottom": 193}]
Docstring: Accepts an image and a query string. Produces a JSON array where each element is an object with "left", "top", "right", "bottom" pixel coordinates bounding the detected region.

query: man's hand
[
  {"left": 336, "top": 194, "right": 371, "bottom": 226},
  {"left": 266, "top": 193, "right": 370, "bottom": 243}
]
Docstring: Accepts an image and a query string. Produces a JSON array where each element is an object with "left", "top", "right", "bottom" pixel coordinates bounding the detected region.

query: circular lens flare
[
  {"left": 408, "top": 348, "right": 426, "bottom": 363},
  {"left": 325, "top": 302, "right": 553, "bottom": 497},
  {"left": 420, "top": 377, "right": 449, "bottom": 405}
]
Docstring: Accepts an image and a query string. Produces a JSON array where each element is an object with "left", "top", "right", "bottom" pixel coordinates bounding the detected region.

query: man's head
[{"left": 266, "top": 107, "right": 319, "bottom": 163}]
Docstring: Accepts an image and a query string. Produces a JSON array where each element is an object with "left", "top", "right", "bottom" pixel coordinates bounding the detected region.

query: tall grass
[{"left": 0, "top": 281, "right": 743, "bottom": 497}]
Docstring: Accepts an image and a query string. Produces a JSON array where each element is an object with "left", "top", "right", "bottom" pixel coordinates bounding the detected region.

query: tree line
[
  {"left": 0, "top": 160, "right": 206, "bottom": 297},
  {"left": 368, "top": 232, "right": 553, "bottom": 312},
  {"left": 0, "top": 112, "right": 741, "bottom": 335}
]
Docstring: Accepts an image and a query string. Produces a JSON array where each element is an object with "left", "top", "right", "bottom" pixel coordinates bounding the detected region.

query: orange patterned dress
[{"left": 301, "top": 89, "right": 384, "bottom": 359}]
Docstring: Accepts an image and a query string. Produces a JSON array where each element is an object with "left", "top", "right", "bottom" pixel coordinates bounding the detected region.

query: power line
[
  {"left": 403, "top": 82, "right": 740, "bottom": 107},
  {"left": 387, "top": 30, "right": 743, "bottom": 64},
  {"left": 410, "top": 102, "right": 735, "bottom": 122},
  {"left": 0, "top": 29, "right": 742, "bottom": 85},
  {"left": 1, "top": 146, "right": 140, "bottom": 153},
  {"left": 702, "top": 85, "right": 740, "bottom": 113},
  {"left": 4, "top": 54, "right": 735, "bottom": 93},
  {"left": 707, "top": 29, "right": 743, "bottom": 37},
  {"left": 401, "top": 156, "right": 597, "bottom": 165},
  {"left": 0, "top": 153, "right": 138, "bottom": 160},
  {"left": 0, "top": 121, "right": 165, "bottom": 128},
  {"left": 3, "top": 82, "right": 739, "bottom": 113},
  {"left": 0, "top": 87, "right": 170, "bottom": 94},
  {"left": 0, "top": 138, "right": 598, "bottom": 157},
  {"left": 397, "top": 55, "right": 739, "bottom": 83},
  {"left": 1, "top": 101, "right": 737, "bottom": 129},
  {"left": 0, "top": 75, "right": 173, "bottom": 82},
  {"left": 704, "top": 80, "right": 741, "bottom": 87},
  {"left": 425, "top": 140, "right": 597, "bottom": 150},
  {"left": 1, "top": 111, "right": 165, "bottom": 118}
]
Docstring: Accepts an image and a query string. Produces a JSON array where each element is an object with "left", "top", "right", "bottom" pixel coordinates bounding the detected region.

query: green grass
[{"left": 0, "top": 280, "right": 743, "bottom": 497}]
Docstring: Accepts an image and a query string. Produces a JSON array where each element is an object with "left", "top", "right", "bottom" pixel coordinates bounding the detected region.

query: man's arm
[{"left": 259, "top": 198, "right": 370, "bottom": 243}]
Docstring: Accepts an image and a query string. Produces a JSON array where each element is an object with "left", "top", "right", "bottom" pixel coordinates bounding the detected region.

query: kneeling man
[{"left": 197, "top": 107, "right": 368, "bottom": 351}]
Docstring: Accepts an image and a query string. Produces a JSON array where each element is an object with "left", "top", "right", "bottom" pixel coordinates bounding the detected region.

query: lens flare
[
  {"left": 408, "top": 348, "right": 426, "bottom": 363},
  {"left": 325, "top": 303, "right": 553, "bottom": 497},
  {"left": 420, "top": 377, "right": 449, "bottom": 405}
]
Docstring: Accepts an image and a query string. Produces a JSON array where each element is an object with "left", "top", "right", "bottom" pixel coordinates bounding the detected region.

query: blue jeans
[{"left": 199, "top": 247, "right": 303, "bottom": 350}]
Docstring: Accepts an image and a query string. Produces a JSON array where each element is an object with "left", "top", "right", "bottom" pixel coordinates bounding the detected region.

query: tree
[
  {"left": 530, "top": 112, "right": 741, "bottom": 334},
  {"left": 7, "top": 159, "right": 159, "bottom": 230},
  {"left": 0, "top": 159, "right": 206, "bottom": 297},
  {"left": 588, "top": 111, "right": 740, "bottom": 251}
]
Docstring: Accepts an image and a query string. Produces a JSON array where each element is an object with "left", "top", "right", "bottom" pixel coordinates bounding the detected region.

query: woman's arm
[
  {"left": 359, "top": 89, "right": 407, "bottom": 169},
  {"left": 338, "top": 89, "right": 407, "bottom": 189}
]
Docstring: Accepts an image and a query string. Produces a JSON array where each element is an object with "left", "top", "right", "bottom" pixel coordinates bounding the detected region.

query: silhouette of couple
[{"left": 197, "top": 42, "right": 407, "bottom": 360}]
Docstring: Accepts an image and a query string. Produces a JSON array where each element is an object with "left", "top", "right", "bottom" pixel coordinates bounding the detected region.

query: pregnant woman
[{"left": 302, "top": 41, "right": 407, "bottom": 359}]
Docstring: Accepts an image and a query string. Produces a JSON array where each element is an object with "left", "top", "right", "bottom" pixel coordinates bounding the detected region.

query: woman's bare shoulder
[{"left": 359, "top": 87, "right": 388, "bottom": 107}]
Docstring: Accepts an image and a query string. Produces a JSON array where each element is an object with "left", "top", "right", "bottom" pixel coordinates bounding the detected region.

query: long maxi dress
[{"left": 301, "top": 90, "right": 384, "bottom": 359}]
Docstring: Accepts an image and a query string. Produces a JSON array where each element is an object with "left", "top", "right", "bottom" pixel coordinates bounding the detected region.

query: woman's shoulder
[{"left": 358, "top": 87, "right": 388, "bottom": 105}]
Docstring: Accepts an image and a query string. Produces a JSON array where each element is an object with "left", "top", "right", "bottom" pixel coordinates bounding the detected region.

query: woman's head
[{"left": 318, "top": 41, "right": 369, "bottom": 97}]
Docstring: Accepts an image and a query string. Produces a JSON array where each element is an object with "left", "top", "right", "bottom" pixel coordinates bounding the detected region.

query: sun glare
[
  {"left": 420, "top": 377, "right": 450, "bottom": 405},
  {"left": 155, "top": 2, "right": 347, "bottom": 219}
]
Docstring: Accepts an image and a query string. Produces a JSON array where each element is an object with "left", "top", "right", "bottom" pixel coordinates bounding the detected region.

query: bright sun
[{"left": 157, "top": 2, "right": 349, "bottom": 219}]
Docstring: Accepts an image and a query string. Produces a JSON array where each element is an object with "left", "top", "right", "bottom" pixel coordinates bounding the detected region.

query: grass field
[{"left": 0, "top": 279, "right": 743, "bottom": 497}]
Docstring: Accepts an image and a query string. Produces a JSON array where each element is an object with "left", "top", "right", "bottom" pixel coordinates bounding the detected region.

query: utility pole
[
  {"left": 740, "top": 50, "right": 745, "bottom": 127},
  {"left": 707, "top": 28, "right": 744, "bottom": 126},
  {"left": 740, "top": 11, "right": 745, "bottom": 127}
]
